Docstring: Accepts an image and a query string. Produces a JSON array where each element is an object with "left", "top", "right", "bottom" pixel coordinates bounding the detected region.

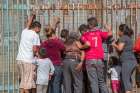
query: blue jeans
[
  {"left": 48, "top": 66, "right": 63, "bottom": 93},
  {"left": 86, "top": 59, "right": 109, "bottom": 93}
]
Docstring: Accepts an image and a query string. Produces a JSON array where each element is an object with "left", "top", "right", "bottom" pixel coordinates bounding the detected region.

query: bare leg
[
  {"left": 37, "top": 84, "right": 43, "bottom": 93},
  {"left": 112, "top": 90, "right": 118, "bottom": 93},
  {"left": 20, "top": 88, "right": 25, "bottom": 93},
  {"left": 42, "top": 85, "right": 48, "bottom": 93},
  {"left": 24, "top": 89, "right": 30, "bottom": 93},
  {"left": 126, "top": 91, "right": 131, "bottom": 93}
]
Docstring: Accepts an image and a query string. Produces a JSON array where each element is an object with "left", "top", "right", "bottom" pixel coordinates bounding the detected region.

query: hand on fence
[
  {"left": 104, "top": 24, "right": 112, "bottom": 31},
  {"left": 54, "top": 16, "right": 60, "bottom": 25}
]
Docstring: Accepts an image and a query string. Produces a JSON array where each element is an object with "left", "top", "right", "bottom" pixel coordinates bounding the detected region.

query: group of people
[{"left": 16, "top": 13, "right": 138, "bottom": 93}]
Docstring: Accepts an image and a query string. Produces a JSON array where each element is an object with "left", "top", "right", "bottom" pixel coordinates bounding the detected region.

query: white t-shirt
[
  {"left": 34, "top": 58, "right": 55, "bottom": 85},
  {"left": 108, "top": 66, "right": 121, "bottom": 80},
  {"left": 16, "top": 28, "right": 40, "bottom": 63}
]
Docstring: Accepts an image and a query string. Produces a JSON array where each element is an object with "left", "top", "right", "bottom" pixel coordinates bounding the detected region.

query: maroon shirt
[{"left": 40, "top": 38, "right": 65, "bottom": 65}]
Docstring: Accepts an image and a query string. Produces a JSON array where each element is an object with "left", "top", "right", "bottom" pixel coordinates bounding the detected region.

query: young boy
[{"left": 33, "top": 48, "right": 55, "bottom": 93}]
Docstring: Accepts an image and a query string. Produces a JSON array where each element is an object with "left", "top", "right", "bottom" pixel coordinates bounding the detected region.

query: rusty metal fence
[{"left": 0, "top": 0, "right": 140, "bottom": 93}]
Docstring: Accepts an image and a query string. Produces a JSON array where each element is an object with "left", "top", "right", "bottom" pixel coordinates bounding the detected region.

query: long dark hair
[
  {"left": 61, "top": 29, "right": 69, "bottom": 39},
  {"left": 119, "top": 24, "right": 133, "bottom": 37}
]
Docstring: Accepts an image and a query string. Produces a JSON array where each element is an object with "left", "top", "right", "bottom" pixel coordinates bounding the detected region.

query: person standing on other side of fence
[
  {"left": 16, "top": 13, "right": 41, "bottom": 93},
  {"left": 77, "top": 17, "right": 112, "bottom": 93},
  {"left": 112, "top": 24, "right": 137, "bottom": 93}
]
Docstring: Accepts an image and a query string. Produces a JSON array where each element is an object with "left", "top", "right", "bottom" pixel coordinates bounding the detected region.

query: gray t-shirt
[
  {"left": 33, "top": 58, "right": 55, "bottom": 85},
  {"left": 119, "top": 35, "right": 136, "bottom": 61}
]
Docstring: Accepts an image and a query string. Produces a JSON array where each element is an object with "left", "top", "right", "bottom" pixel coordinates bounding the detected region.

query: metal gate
[{"left": 0, "top": 0, "right": 140, "bottom": 93}]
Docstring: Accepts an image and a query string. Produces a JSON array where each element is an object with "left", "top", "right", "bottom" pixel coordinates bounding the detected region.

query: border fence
[{"left": 0, "top": 0, "right": 140, "bottom": 93}]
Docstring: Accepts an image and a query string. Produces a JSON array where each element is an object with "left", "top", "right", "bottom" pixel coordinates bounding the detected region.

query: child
[
  {"left": 33, "top": 48, "right": 55, "bottom": 93},
  {"left": 108, "top": 56, "right": 121, "bottom": 93}
]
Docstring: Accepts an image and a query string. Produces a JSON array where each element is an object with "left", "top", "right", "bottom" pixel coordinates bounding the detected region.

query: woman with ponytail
[{"left": 112, "top": 24, "right": 137, "bottom": 93}]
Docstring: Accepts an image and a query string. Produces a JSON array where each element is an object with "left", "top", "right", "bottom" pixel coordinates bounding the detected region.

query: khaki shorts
[{"left": 17, "top": 61, "right": 36, "bottom": 89}]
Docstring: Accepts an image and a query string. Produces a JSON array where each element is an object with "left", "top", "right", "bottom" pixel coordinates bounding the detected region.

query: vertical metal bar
[
  {"left": 10, "top": 1, "right": 15, "bottom": 93},
  {"left": 111, "top": 0, "right": 113, "bottom": 36},
  {"left": 101, "top": 0, "right": 103, "bottom": 25},
  {"left": 82, "top": 0, "right": 84, "bottom": 23},
  {"left": 115, "top": 0, "right": 117, "bottom": 39},
  {"left": 6, "top": 0, "right": 10, "bottom": 92},
  {"left": 23, "top": 0, "right": 25, "bottom": 28},
  {"left": 62, "top": 10, "right": 65, "bottom": 29},
  {"left": 125, "top": 0, "right": 128, "bottom": 23},
  {"left": 105, "top": 0, "right": 107, "bottom": 25},
  {"left": 130, "top": 0, "right": 132, "bottom": 27},
  {"left": 93, "top": 0, "right": 96, "bottom": 15},
  {"left": 87, "top": 0, "right": 89, "bottom": 20},
  {"left": 77, "top": 3, "right": 79, "bottom": 31},
  {"left": 48, "top": 10, "right": 51, "bottom": 25},
  {"left": 135, "top": 0, "right": 138, "bottom": 39},
  {"left": 17, "top": 0, "right": 20, "bottom": 92},
  {"left": 11, "top": 0, "right": 14, "bottom": 93},
  {"left": 133, "top": 0, "right": 137, "bottom": 40},
  {"left": 4, "top": 0, "right": 6, "bottom": 91},
  {"left": 27, "top": 0, "right": 30, "bottom": 16},
  {"left": 58, "top": 3, "right": 61, "bottom": 36},
  {"left": 72, "top": 3, "right": 74, "bottom": 30},
  {"left": 1, "top": 0, "right": 5, "bottom": 93}
]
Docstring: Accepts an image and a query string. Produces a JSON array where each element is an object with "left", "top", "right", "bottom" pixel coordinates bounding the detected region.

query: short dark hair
[
  {"left": 79, "top": 24, "right": 88, "bottom": 33},
  {"left": 38, "top": 48, "right": 47, "bottom": 58},
  {"left": 119, "top": 24, "right": 133, "bottom": 37},
  {"left": 29, "top": 21, "right": 41, "bottom": 29},
  {"left": 87, "top": 17, "right": 98, "bottom": 27}
]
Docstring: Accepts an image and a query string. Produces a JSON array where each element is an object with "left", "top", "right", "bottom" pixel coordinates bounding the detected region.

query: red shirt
[
  {"left": 40, "top": 38, "right": 65, "bottom": 65},
  {"left": 133, "top": 36, "right": 140, "bottom": 53},
  {"left": 81, "top": 28, "right": 108, "bottom": 60}
]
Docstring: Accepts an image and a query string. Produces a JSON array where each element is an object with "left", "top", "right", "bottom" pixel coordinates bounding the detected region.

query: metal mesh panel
[{"left": 0, "top": 0, "right": 140, "bottom": 93}]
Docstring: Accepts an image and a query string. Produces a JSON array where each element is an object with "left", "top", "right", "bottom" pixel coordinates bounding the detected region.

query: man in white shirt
[{"left": 16, "top": 13, "right": 41, "bottom": 93}]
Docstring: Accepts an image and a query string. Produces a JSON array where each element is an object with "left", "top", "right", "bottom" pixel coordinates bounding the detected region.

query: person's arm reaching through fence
[
  {"left": 26, "top": 12, "right": 36, "bottom": 29},
  {"left": 52, "top": 17, "right": 60, "bottom": 31}
]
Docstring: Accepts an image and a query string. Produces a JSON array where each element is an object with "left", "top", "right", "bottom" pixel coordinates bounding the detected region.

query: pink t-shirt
[{"left": 81, "top": 28, "right": 108, "bottom": 60}]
